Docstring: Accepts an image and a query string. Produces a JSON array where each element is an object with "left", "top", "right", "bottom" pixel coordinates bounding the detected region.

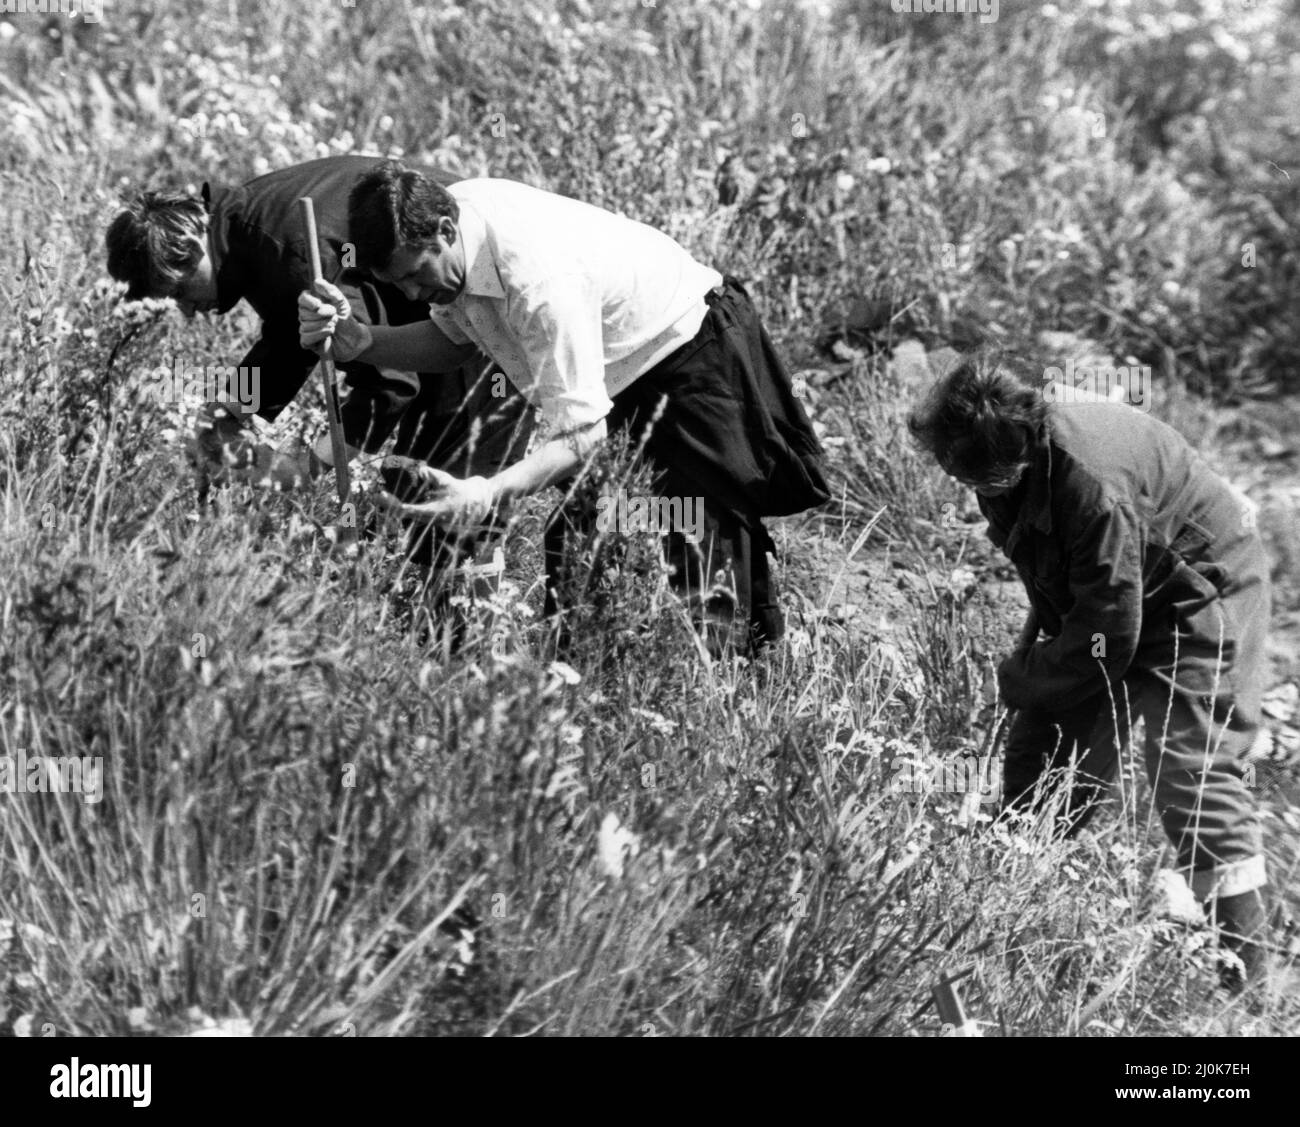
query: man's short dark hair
[
  {"left": 106, "top": 192, "right": 208, "bottom": 301},
  {"left": 348, "top": 160, "right": 460, "bottom": 273},
  {"left": 907, "top": 350, "right": 1048, "bottom": 483}
]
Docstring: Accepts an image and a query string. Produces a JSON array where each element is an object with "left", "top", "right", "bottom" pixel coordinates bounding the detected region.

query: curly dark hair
[
  {"left": 907, "top": 350, "right": 1048, "bottom": 483},
  {"left": 347, "top": 160, "right": 460, "bottom": 273},
  {"left": 105, "top": 192, "right": 208, "bottom": 301}
]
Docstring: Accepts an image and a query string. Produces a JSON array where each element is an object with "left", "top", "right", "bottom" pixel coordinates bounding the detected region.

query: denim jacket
[{"left": 979, "top": 402, "right": 1260, "bottom": 712}]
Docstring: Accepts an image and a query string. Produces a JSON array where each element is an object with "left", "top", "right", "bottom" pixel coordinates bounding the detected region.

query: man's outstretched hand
[
  {"left": 376, "top": 455, "right": 497, "bottom": 527},
  {"left": 298, "top": 279, "right": 372, "bottom": 363}
]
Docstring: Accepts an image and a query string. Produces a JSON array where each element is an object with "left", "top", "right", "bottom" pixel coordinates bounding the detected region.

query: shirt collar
[{"left": 453, "top": 196, "right": 504, "bottom": 300}]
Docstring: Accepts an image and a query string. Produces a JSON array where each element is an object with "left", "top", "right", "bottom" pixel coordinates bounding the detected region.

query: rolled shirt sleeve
[{"left": 998, "top": 500, "right": 1145, "bottom": 711}]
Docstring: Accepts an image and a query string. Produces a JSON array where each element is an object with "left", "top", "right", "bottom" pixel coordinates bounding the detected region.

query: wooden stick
[{"left": 298, "top": 197, "right": 352, "bottom": 508}]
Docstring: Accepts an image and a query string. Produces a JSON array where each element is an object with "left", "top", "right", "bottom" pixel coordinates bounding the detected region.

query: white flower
[
  {"left": 948, "top": 567, "right": 977, "bottom": 594},
  {"left": 631, "top": 707, "right": 677, "bottom": 736},
  {"left": 598, "top": 813, "right": 640, "bottom": 880},
  {"left": 546, "top": 661, "right": 581, "bottom": 686},
  {"left": 835, "top": 171, "right": 857, "bottom": 193},
  {"left": 865, "top": 157, "right": 892, "bottom": 175}
]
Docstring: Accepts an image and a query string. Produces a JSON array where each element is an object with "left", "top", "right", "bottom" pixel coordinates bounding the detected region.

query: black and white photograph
[{"left": 1, "top": 0, "right": 1297, "bottom": 1095}]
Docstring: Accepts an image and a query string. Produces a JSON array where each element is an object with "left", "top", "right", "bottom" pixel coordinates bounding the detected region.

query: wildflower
[
  {"left": 631, "top": 707, "right": 677, "bottom": 736},
  {"left": 947, "top": 567, "right": 977, "bottom": 596},
  {"left": 597, "top": 812, "right": 640, "bottom": 880},
  {"left": 547, "top": 660, "right": 581, "bottom": 686}
]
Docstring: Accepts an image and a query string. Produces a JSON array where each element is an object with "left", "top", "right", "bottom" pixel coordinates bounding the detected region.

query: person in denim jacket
[{"left": 909, "top": 352, "right": 1283, "bottom": 994}]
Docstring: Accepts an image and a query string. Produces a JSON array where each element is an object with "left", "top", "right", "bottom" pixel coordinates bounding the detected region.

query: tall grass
[{"left": 1, "top": 0, "right": 1297, "bottom": 1035}]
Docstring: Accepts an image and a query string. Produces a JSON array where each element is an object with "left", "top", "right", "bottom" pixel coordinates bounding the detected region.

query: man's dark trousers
[{"left": 543, "top": 277, "right": 829, "bottom": 650}]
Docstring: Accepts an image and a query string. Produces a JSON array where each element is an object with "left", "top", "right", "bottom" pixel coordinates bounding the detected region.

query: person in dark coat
[
  {"left": 297, "top": 162, "right": 828, "bottom": 652},
  {"left": 908, "top": 352, "right": 1287, "bottom": 995},
  {"left": 105, "top": 155, "right": 533, "bottom": 582}
]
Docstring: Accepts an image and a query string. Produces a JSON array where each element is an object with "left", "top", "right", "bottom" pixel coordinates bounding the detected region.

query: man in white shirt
[{"left": 299, "top": 162, "right": 828, "bottom": 651}]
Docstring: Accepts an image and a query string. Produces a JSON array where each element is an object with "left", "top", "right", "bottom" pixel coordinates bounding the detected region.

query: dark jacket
[
  {"left": 205, "top": 155, "right": 460, "bottom": 449},
  {"left": 980, "top": 402, "right": 1266, "bottom": 712}
]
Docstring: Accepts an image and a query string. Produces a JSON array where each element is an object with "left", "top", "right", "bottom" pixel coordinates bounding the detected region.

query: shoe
[
  {"left": 1209, "top": 889, "right": 1268, "bottom": 994},
  {"left": 1208, "top": 888, "right": 1300, "bottom": 1010}
]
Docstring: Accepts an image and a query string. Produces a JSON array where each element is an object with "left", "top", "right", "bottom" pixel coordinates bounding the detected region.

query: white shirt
[{"left": 427, "top": 179, "right": 723, "bottom": 434}]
